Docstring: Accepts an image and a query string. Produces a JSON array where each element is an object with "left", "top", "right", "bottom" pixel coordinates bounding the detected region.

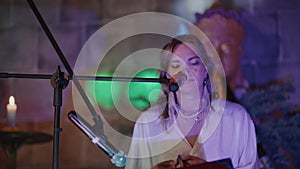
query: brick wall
[{"left": 239, "top": 0, "right": 300, "bottom": 104}]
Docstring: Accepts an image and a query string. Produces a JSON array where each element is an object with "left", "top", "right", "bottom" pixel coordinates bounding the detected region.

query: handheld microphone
[
  {"left": 68, "top": 111, "right": 127, "bottom": 167},
  {"left": 168, "top": 71, "right": 188, "bottom": 92}
]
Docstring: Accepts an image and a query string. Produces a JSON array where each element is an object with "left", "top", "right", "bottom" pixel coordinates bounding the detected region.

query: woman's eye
[
  {"left": 170, "top": 62, "right": 181, "bottom": 69},
  {"left": 190, "top": 59, "right": 200, "bottom": 65}
]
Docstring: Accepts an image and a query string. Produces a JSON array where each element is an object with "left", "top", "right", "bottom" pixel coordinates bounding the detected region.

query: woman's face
[{"left": 167, "top": 43, "right": 207, "bottom": 97}]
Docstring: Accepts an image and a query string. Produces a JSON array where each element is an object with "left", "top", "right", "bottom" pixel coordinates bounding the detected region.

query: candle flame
[{"left": 9, "top": 96, "right": 15, "bottom": 105}]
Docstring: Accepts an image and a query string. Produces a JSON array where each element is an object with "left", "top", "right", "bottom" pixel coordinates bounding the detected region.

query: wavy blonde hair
[{"left": 158, "top": 34, "right": 213, "bottom": 120}]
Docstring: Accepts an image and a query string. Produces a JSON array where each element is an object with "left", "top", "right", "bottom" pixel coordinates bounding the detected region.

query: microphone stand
[
  {"left": 0, "top": 68, "right": 69, "bottom": 169},
  {"left": 0, "top": 1, "right": 170, "bottom": 169},
  {"left": 0, "top": 70, "right": 167, "bottom": 168}
]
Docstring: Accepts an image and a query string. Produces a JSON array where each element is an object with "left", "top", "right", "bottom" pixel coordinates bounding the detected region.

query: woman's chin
[{"left": 180, "top": 86, "right": 200, "bottom": 96}]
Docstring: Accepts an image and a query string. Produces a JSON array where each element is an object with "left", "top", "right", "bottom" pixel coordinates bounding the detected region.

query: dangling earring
[
  {"left": 202, "top": 74, "right": 211, "bottom": 118},
  {"left": 203, "top": 74, "right": 208, "bottom": 86}
]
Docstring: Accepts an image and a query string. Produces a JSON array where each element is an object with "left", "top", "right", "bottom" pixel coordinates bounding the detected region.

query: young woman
[{"left": 125, "top": 35, "right": 258, "bottom": 169}]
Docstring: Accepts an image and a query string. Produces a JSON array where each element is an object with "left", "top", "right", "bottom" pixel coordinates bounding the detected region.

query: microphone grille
[{"left": 175, "top": 71, "right": 188, "bottom": 86}]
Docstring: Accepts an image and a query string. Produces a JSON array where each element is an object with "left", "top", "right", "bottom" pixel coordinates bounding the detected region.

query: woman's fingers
[
  {"left": 152, "top": 160, "right": 176, "bottom": 169},
  {"left": 181, "top": 155, "right": 206, "bottom": 166}
]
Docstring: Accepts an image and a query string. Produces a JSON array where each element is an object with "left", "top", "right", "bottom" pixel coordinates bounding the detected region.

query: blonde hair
[{"left": 158, "top": 34, "right": 213, "bottom": 120}]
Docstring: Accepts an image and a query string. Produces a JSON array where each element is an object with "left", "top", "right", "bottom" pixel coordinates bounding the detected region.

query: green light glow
[
  {"left": 86, "top": 72, "right": 123, "bottom": 110},
  {"left": 86, "top": 69, "right": 161, "bottom": 111},
  {"left": 128, "top": 69, "right": 162, "bottom": 111}
]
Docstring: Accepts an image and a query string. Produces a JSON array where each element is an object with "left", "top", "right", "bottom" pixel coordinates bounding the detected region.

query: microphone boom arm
[{"left": 24, "top": 0, "right": 173, "bottom": 168}]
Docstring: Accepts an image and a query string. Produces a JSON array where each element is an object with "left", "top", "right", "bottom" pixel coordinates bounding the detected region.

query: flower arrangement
[{"left": 241, "top": 79, "right": 300, "bottom": 168}]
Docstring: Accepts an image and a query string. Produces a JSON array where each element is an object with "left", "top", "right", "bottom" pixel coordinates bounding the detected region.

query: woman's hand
[
  {"left": 151, "top": 160, "right": 176, "bottom": 169},
  {"left": 180, "top": 155, "right": 206, "bottom": 167}
]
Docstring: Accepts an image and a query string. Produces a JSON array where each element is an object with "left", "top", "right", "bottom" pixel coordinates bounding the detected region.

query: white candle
[{"left": 7, "top": 96, "right": 17, "bottom": 127}]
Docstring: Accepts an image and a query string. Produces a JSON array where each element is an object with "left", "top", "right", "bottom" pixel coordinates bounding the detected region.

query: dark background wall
[{"left": 0, "top": 0, "right": 299, "bottom": 169}]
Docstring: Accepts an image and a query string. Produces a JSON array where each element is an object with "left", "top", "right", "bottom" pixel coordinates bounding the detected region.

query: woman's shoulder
[{"left": 212, "top": 99, "right": 250, "bottom": 121}]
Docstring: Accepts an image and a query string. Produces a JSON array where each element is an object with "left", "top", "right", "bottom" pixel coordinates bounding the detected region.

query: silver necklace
[{"left": 178, "top": 107, "right": 205, "bottom": 122}]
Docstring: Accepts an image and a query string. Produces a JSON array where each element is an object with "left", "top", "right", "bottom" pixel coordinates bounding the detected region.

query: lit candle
[{"left": 7, "top": 96, "right": 17, "bottom": 127}]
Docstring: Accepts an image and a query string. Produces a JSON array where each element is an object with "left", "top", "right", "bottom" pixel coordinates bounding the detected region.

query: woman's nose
[{"left": 181, "top": 69, "right": 193, "bottom": 81}]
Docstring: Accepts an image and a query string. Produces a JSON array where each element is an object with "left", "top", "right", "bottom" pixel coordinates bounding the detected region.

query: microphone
[
  {"left": 168, "top": 71, "right": 188, "bottom": 92},
  {"left": 68, "top": 111, "right": 127, "bottom": 167}
]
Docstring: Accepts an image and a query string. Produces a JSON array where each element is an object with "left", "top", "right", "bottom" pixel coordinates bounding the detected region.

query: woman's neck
[{"left": 178, "top": 93, "right": 202, "bottom": 114}]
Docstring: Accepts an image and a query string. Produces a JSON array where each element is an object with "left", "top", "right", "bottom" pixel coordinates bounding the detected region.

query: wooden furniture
[{"left": 0, "top": 128, "right": 52, "bottom": 169}]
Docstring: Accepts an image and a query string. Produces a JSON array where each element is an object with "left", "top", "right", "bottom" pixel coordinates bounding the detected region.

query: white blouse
[{"left": 125, "top": 99, "right": 259, "bottom": 169}]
